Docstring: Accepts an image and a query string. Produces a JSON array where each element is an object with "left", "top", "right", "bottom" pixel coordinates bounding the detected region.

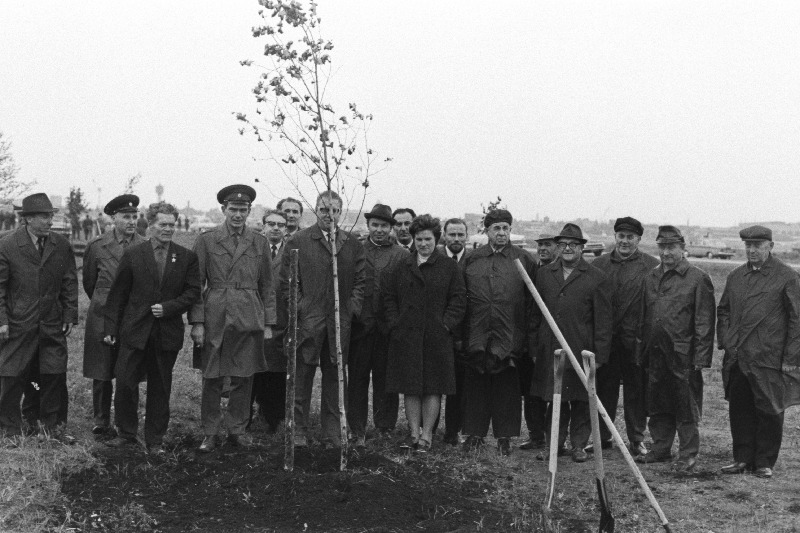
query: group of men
[{"left": 0, "top": 189, "right": 797, "bottom": 480}]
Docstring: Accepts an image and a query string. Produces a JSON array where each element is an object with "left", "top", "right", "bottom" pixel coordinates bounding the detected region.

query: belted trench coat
[{"left": 189, "top": 223, "right": 277, "bottom": 378}]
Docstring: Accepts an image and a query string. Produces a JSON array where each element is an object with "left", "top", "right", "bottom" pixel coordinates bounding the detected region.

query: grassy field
[{"left": 2, "top": 244, "right": 800, "bottom": 532}]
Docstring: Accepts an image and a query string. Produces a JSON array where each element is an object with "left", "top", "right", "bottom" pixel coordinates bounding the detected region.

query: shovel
[
  {"left": 542, "top": 348, "right": 566, "bottom": 533},
  {"left": 583, "top": 350, "right": 615, "bottom": 533}
]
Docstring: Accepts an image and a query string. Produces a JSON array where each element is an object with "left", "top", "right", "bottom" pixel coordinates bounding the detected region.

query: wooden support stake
[{"left": 284, "top": 249, "right": 299, "bottom": 472}]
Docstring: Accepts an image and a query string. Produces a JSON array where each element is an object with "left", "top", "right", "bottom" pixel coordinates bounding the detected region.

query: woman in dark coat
[{"left": 384, "top": 215, "right": 466, "bottom": 451}]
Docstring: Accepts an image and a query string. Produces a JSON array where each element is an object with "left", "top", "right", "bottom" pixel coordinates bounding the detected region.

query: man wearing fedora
[
  {"left": 717, "top": 225, "right": 800, "bottom": 479},
  {"left": 190, "top": 185, "right": 277, "bottom": 452},
  {"left": 82, "top": 194, "right": 147, "bottom": 438},
  {"left": 636, "top": 226, "right": 715, "bottom": 471},
  {"left": 347, "top": 204, "right": 406, "bottom": 445},
  {"left": 0, "top": 193, "right": 78, "bottom": 438},
  {"left": 530, "top": 223, "right": 612, "bottom": 462},
  {"left": 461, "top": 209, "right": 538, "bottom": 455},
  {"left": 591, "top": 217, "right": 659, "bottom": 456}
]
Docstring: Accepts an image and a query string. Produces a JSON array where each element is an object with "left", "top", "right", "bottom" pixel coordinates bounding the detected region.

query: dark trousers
[
  {"left": 728, "top": 364, "right": 784, "bottom": 468},
  {"left": 518, "top": 356, "right": 547, "bottom": 443},
  {"left": 648, "top": 413, "right": 699, "bottom": 459},
  {"left": 347, "top": 329, "right": 398, "bottom": 434},
  {"left": 115, "top": 336, "right": 178, "bottom": 446},
  {"left": 544, "top": 399, "right": 591, "bottom": 450},
  {"left": 93, "top": 379, "right": 114, "bottom": 428},
  {"left": 461, "top": 365, "right": 521, "bottom": 438},
  {"left": 596, "top": 342, "right": 647, "bottom": 444},
  {"left": 1, "top": 371, "right": 66, "bottom": 435},
  {"left": 444, "top": 360, "right": 466, "bottom": 438},
  {"left": 202, "top": 375, "right": 253, "bottom": 436},
  {"left": 295, "top": 338, "right": 341, "bottom": 444},
  {"left": 250, "top": 371, "right": 286, "bottom": 427}
]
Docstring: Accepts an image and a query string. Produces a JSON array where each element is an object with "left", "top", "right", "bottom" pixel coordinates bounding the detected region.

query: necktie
[
  {"left": 155, "top": 245, "right": 167, "bottom": 279},
  {"left": 452, "top": 254, "right": 458, "bottom": 263},
  {"left": 271, "top": 244, "right": 278, "bottom": 259},
  {"left": 37, "top": 236, "right": 46, "bottom": 257},
  {"left": 121, "top": 239, "right": 129, "bottom": 249},
  {"left": 232, "top": 233, "right": 240, "bottom": 248}
]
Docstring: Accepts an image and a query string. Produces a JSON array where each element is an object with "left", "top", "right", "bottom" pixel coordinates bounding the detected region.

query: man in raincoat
[
  {"left": 717, "top": 225, "right": 800, "bottom": 479},
  {"left": 190, "top": 185, "right": 276, "bottom": 452},
  {"left": 637, "top": 226, "right": 715, "bottom": 471}
]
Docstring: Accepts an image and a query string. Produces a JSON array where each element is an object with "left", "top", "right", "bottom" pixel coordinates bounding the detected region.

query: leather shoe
[
  {"left": 462, "top": 435, "right": 484, "bottom": 452},
  {"left": 198, "top": 435, "right": 217, "bottom": 453},
  {"left": 635, "top": 451, "right": 671, "bottom": 464},
  {"left": 92, "top": 425, "right": 108, "bottom": 435},
  {"left": 227, "top": 434, "right": 254, "bottom": 448},
  {"left": 519, "top": 438, "right": 545, "bottom": 450},
  {"left": 754, "top": 467, "right": 773, "bottom": 479},
  {"left": 536, "top": 446, "right": 569, "bottom": 461},
  {"left": 572, "top": 448, "right": 589, "bottom": 463},
  {"left": 673, "top": 456, "right": 697, "bottom": 472},
  {"left": 106, "top": 436, "right": 137, "bottom": 448},
  {"left": 443, "top": 433, "right": 460, "bottom": 446},
  {"left": 721, "top": 462, "right": 749, "bottom": 474},
  {"left": 630, "top": 442, "right": 648, "bottom": 456},
  {"left": 584, "top": 440, "right": 613, "bottom": 454},
  {"left": 497, "top": 437, "right": 511, "bottom": 456}
]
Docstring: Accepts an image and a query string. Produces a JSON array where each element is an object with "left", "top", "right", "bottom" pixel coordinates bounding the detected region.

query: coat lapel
[
  {"left": 160, "top": 242, "right": 177, "bottom": 289},
  {"left": 231, "top": 228, "right": 253, "bottom": 266},
  {"left": 215, "top": 226, "right": 237, "bottom": 258},
  {"left": 142, "top": 240, "right": 161, "bottom": 287},
  {"left": 15, "top": 228, "right": 41, "bottom": 264},
  {"left": 311, "top": 225, "right": 333, "bottom": 255},
  {"left": 561, "top": 260, "right": 587, "bottom": 290},
  {"left": 40, "top": 232, "right": 58, "bottom": 264}
]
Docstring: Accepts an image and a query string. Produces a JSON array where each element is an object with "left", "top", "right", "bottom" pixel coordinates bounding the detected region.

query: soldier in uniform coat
[
  {"left": 718, "top": 225, "right": 800, "bottom": 479},
  {"left": 82, "top": 194, "right": 146, "bottom": 436},
  {"left": 190, "top": 185, "right": 277, "bottom": 452},
  {"left": 530, "top": 223, "right": 612, "bottom": 462},
  {"left": 0, "top": 193, "right": 78, "bottom": 437},
  {"left": 280, "top": 191, "right": 366, "bottom": 447}
]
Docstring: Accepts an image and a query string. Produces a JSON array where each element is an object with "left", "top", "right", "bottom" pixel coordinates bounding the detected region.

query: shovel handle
[
  {"left": 545, "top": 349, "right": 566, "bottom": 509},
  {"left": 583, "top": 351, "right": 605, "bottom": 480}
]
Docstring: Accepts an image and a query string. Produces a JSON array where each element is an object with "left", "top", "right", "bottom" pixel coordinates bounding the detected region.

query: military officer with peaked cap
[
  {"left": 717, "top": 225, "right": 800, "bottom": 479},
  {"left": 82, "top": 194, "right": 147, "bottom": 437},
  {"left": 189, "top": 184, "right": 277, "bottom": 452}
]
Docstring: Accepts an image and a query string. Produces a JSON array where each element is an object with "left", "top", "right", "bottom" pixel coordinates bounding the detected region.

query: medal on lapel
[{"left": 171, "top": 253, "right": 177, "bottom": 263}]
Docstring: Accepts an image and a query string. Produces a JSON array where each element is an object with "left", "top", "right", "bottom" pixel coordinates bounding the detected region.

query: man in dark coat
[
  {"left": 440, "top": 218, "right": 470, "bottom": 446},
  {"left": 0, "top": 193, "right": 78, "bottom": 438},
  {"left": 637, "top": 226, "right": 715, "bottom": 471},
  {"left": 461, "top": 209, "right": 538, "bottom": 455},
  {"left": 250, "top": 209, "right": 288, "bottom": 432},
  {"left": 278, "top": 197, "right": 303, "bottom": 240},
  {"left": 592, "top": 217, "right": 659, "bottom": 456},
  {"left": 392, "top": 208, "right": 416, "bottom": 251},
  {"left": 103, "top": 202, "right": 201, "bottom": 453},
  {"left": 717, "top": 225, "right": 800, "bottom": 479},
  {"left": 347, "top": 204, "right": 406, "bottom": 445},
  {"left": 82, "top": 194, "right": 146, "bottom": 437},
  {"left": 82, "top": 214, "right": 94, "bottom": 240},
  {"left": 136, "top": 213, "right": 148, "bottom": 236},
  {"left": 280, "top": 191, "right": 365, "bottom": 448},
  {"left": 518, "top": 234, "right": 558, "bottom": 451},
  {"left": 190, "top": 185, "right": 277, "bottom": 452},
  {"left": 530, "top": 223, "right": 612, "bottom": 462}
]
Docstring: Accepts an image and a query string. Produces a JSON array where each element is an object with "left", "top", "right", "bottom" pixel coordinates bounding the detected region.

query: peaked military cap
[
  {"left": 655, "top": 225, "right": 685, "bottom": 244},
  {"left": 364, "top": 204, "right": 394, "bottom": 225},
  {"left": 217, "top": 184, "right": 256, "bottom": 204},
  {"left": 484, "top": 209, "right": 513, "bottom": 228},
  {"left": 555, "top": 223, "right": 587, "bottom": 244},
  {"left": 739, "top": 225, "right": 772, "bottom": 242},
  {"left": 19, "top": 193, "right": 59, "bottom": 215},
  {"left": 535, "top": 233, "right": 557, "bottom": 243},
  {"left": 614, "top": 216, "right": 644, "bottom": 236},
  {"left": 104, "top": 194, "right": 140, "bottom": 216}
]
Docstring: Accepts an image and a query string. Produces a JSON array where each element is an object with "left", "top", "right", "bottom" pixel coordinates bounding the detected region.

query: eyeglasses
[
  {"left": 265, "top": 221, "right": 287, "bottom": 228},
  {"left": 557, "top": 242, "right": 582, "bottom": 250}
]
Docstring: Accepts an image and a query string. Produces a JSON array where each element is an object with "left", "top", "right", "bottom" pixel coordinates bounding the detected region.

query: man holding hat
[
  {"left": 82, "top": 194, "right": 146, "bottom": 437},
  {"left": 347, "top": 204, "right": 406, "bottom": 445},
  {"left": 636, "top": 225, "right": 715, "bottom": 471},
  {"left": 531, "top": 223, "right": 612, "bottom": 462},
  {"left": 717, "top": 225, "right": 800, "bottom": 479},
  {"left": 591, "top": 217, "right": 659, "bottom": 455},
  {"left": 189, "top": 184, "right": 277, "bottom": 452},
  {"left": 461, "top": 209, "right": 537, "bottom": 455},
  {"left": 0, "top": 193, "right": 78, "bottom": 438}
]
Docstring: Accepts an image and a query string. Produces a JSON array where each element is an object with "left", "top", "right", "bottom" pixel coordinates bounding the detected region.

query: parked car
[
  {"left": 582, "top": 238, "right": 606, "bottom": 257},
  {"left": 685, "top": 240, "right": 736, "bottom": 259}
]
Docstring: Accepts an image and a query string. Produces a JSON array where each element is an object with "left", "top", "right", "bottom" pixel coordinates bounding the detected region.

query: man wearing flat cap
[
  {"left": 82, "top": 194, "right": 146, "bottom": 437},
  {"left": 461, "top": 209, "right": 537, "bottom": 455},
  {"left": 189, "top": 184, "right": 277, "bottom": 452},
  {"left": 347, "top": 204, "right": 406, "bottom": 445},
  {"left": 531, "top": 223, "right": 612, "bottom": 462},
  {"left": 0, "top": 193, "right": 78, "bottom": 438},
  {"left": 636, "top": 225, "right": 715, "bottom": 471},
  {"left": 717, "top": 225, "right": 800, "bottom": 479},
  {"left": 591, "top": 216, "right": 658, "bottom": 456}
]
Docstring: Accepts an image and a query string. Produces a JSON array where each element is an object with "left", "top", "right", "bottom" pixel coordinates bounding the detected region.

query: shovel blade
[{"left": 596, "top": 478, "right": 615, "bottom": 532}]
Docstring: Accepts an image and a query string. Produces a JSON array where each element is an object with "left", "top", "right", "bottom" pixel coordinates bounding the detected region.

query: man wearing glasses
[{"left": 530, "top": 223, "right": 612, "bottom": 463}]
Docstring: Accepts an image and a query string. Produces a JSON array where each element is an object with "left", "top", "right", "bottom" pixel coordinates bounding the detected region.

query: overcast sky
[{"left": 2, "top": 1, "right": 799, "bottom": 227}]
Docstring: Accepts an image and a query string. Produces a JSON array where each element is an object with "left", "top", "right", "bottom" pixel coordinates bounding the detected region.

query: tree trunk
[
  {"left": 284, "top": 249, "right": 299, "bottom": 472},
  {"left": 328, "top": 218, "right": 349, "bottom": 471}
]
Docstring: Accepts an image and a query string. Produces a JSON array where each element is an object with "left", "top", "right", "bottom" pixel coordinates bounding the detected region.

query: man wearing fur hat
[
  {"left": 717, "top": 225, "right": 800, "bottom": 479},
  {"left": 637, "top": 226, "right": 715, "bottom": 471},
  {"left": 591, "top": 217, "right": 659, "bottom": 456}
]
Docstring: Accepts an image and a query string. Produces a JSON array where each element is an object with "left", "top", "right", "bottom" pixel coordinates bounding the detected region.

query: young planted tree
[
  {"left": 237, "top": 0, "right": 388, "bottom": 470},
  {"left": 0, "top": 131, "right": 33, "bottom": 202}
]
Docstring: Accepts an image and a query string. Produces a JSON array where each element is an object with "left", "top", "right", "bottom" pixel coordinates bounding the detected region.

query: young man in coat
[
  {"left": 591, "top": 217, "right": 659, "bottom": 456},
  {"left": 103, "top": 202, "right": 200, "bottom": 453},
  {"left": 461, "top": 209, "right": 538, "bottom": 455},
  {"left": 0, "top": 193, "right": 78, "bottom": 439},
  {"left": 82, "top": 194, "right": 146, "bottom": 437},
  {"left": 637, "top": 226, "right": 715, "bottom": 471},
  {"left": 392, "top": 208, "right": 416, "bottom": 251},
  {"left": 280, "top": 191, "right": 365, "bottom": 448},
  {"left": 250, "top": 209, "right": 288, "bottom": 432},
  {"left": 278, "top": 197, "right": 303, "bottom": 240},
  {"left": 530, "top": 223, "right": 612, "bottom": 462},
  {"left": 190, "top": 185, "right": 277, "bottom": 452},
  {"left": 347, "top": 204, "right": 406, "bottom": 446},
  {"left": 717, "top": 225, "right": 800, "bottom": 479}
]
